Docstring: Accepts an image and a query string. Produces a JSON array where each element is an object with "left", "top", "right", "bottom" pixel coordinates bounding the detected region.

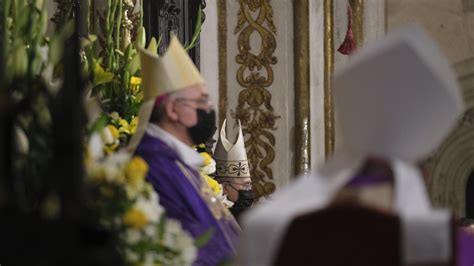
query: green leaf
[
  {"left": 10, "top": 44, "right": 28, "bottom": 79},
  {"left": 49, "top": 36, "right": 63, "bottom": 65},
  {"left": 194, "top": 228, "right": 214, "bottom": 248},
  {"left": 80, "top": 35, "right": 97, "bottom": 48},
  {"left": 88, "top": 115, "right": 109, "bottom": 135},
  {"left": 38, "top": 9, "right": 47, "bottom": 37},
  {"left": 34, "top": 0, "right": 44, "bottom": 11},
  {"left": 124, "top": 43, "right": 133, "bottom": 61},
  {"left": 127, "top": 53, "right": 140, "bottom": 74},
  {"left": 185, "top": 5, "right": 202, "bottom": 51},
  {"left": 93, "top": 63, "right": 114, "bottom": 86},
  {"left": 59, "top": 20, "right": 75, "bottom": 40},
  {"left": 134, "top": 26, "right": 146, "bottom": 48}
]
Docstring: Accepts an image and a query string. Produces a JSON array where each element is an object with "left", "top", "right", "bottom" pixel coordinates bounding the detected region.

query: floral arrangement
[
  {"left": 79, "top": 1, "right": 207, "bottom": 265},
  {"left": 80, "top": 0, "right": 145, "bottom": 151},
  {"left": 84, "top": 145, "right": 198, "bottom": 265},
  {"left": 5, "top": 0, "right": 207, "bottom": 264}
]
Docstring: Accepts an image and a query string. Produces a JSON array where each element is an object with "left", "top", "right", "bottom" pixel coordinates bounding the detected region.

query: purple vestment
[
  {"left": 347, "top": 163, "right": 474, "bottom": 266},
  {"left": 135, "top": 133, "right": 240, "bottom": 265}
]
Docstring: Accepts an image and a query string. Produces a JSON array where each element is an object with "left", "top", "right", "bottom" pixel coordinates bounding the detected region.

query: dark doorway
[
  {"left": 142, "top": 0, "right": 205, "bottom": 67},
  {"left": 466, "top": 171, "right": 474, "bottom": 218}
]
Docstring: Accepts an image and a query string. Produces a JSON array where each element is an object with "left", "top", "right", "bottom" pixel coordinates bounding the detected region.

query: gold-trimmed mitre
[
  {"left": 139, "top": 34, "right": 205, "bottom": 101},
  {"left": 214, "top": 119, "right": 250, "bottom": 178},
  {"left": 128, "top": 35, "right": 205, "bottom": 152}
]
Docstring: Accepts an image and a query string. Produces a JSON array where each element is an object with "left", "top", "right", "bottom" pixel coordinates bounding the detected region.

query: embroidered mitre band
[{"left": 214, "top": 119, "right": 250, "bottom": 178}]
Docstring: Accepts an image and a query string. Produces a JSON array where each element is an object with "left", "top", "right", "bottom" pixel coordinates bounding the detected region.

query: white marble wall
[
  {"left": 364, "top": 0, "right": 386, "bottom": 44},
  {"left": 387, "top": 0, "right": 474, "bottom": 64},
  {"left": 200, "top": 1, "right": 220, "bottom": 121}
]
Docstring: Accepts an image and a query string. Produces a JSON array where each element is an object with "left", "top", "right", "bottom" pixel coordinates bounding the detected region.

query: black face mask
[
  {"left": 230, "top": 189, "right": 254, "bottom": 220},
  {"left": 187, "top": 109, "right": 216, "bottom": 145}
]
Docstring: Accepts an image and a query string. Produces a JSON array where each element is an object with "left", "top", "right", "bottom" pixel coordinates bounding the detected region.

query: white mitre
[
  {"left": 128, "top": 35, "right": 206, "bottom": 151},
  {"left": 214, "top": 119, "right": 250, "bottom": 178},
  {"left": 238, "top": 24, "right": 464, "bottom": 266}
]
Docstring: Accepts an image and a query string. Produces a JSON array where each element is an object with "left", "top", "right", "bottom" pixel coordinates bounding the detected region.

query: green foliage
[
  {"left": 194, "top": 228, "right": 214, "bottom": 248},
  {"left": 82, "top": 0, "right": 143, "bottom": 123},
  {"left": 4, "top": 0, "right": 73, "bottom": 210}
]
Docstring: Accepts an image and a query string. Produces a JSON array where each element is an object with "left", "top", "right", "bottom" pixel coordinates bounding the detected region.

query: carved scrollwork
[{"left": 232, "top": 0, "right": 279, "bottom": 199}]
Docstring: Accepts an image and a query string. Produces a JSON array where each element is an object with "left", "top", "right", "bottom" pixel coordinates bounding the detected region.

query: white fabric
[
  {"left": 146, "top": 123, "right": 203, "bottom": 170},
  {"left": 334, "top": 24, "right": 463, "bottom": 162},
  {"left": 239, "top": 155, "right": 451, "bottom": 265}
]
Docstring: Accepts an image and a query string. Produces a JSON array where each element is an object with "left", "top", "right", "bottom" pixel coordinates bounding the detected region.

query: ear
[
  {"left": 222, "top": 183, "right": 229, "bottom": 195},
  {"left": 165, "top": 100, "right": 179, "bottom": 121}
]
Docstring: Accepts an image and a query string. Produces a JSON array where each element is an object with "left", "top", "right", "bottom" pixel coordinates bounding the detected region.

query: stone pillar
[{"left": 200, "top": 0, "right": 219, "bottom": 120}]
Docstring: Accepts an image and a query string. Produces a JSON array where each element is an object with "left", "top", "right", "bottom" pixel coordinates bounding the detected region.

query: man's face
[
  {"left": 173, "top": 84, "right": 212, "bottom": 128},
  {"left": 222, "top": 177, "right": 252, "bottom": 202}
]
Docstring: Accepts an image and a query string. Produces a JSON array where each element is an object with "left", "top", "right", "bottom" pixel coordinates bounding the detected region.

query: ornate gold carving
[
  {"left": 217, "top": 0, "right": 228, "bottom": 127},
  {"left": 324, "top": 0, "right": 335, "bottom": 158},
  {"left": 232, "top": 0, "right": 279, "bottom": 199},
  {"left": 293, "top": 0, "right": 311, "bottom": 177}
]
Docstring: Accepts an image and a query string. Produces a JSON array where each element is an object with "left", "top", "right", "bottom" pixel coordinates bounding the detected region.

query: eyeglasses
[
  {"left": 175, "top": 97, "right": 212, "bottom": 108},
  {"left": 226, "top": 182, "right": 252, "bottom": 191}
]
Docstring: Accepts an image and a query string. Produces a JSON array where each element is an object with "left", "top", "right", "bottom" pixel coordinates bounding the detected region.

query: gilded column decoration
[
  {"left": 349, "top": 0, "right": 364, "bottom": 46},
  {"left": 324, "top": 0, "right": 335, "bottom": 157},
  {"left": 293, "top": 0, "right": 311, "bottom": 177},
  {"left": 232, "top": 0, "right": 279, "bottom": 199}
]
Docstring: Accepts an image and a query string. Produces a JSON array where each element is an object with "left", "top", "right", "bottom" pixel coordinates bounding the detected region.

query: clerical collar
[{"left": 146, "top": 123, "right": 204, "bottom": 169}]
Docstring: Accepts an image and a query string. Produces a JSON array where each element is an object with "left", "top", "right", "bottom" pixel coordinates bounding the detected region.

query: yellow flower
[
  {"left": 125, "top": 157, "right": 149, "bottom": 187},
  {"left": 204, "top": 175, "right": 222, "bottom": 195},
  {"left": 130, "top": 76, "right": 142, "bottom": 86},
  {"left": 93, "top": 62, "right": 114, "bottom": 86},
  {"left": 104, "top": 143, "right": 119, "bottom": 154},
  {"left": 197, "top": 143, "right": 206, "bottom": 149},
  {"left": 107, "top": 125, "right": 119, "bottom": 139},
  {"left": 129, "top": 76, "right": 142, "bottom": 96},
  {"left": 117, "top": 118, "right": 138, "bottom": 135},
  {"left": 123, "top": 207, "right": 148, "bottom": 229},
  {"left": 129, "top": 116, "right": 139, "bottom": 134},
  {"left": 200, "top": 152, "right": 212, "bottom": 166}
]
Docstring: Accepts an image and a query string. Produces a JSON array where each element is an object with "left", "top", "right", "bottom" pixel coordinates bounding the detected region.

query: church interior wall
[{"left": 387, "top": 0, "right": 474, "bottom": 218}]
